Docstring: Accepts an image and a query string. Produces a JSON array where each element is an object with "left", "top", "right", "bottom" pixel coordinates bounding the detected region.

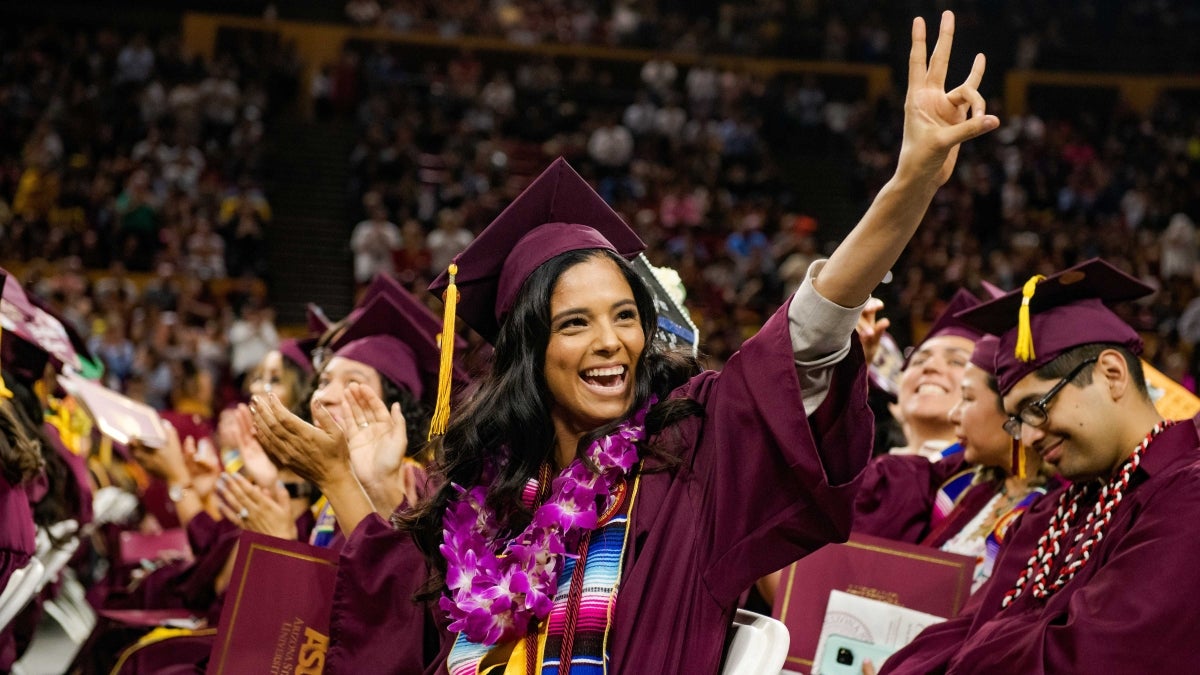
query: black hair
[
  {"left": 1034, "top": 343, "right": 1149, "bottom": 399},
  {"left": 380, "top": 375, "right": 432, "bottom": 462},
  {"left": 401, "top": 248, "right": 703, "bottom": 591}
]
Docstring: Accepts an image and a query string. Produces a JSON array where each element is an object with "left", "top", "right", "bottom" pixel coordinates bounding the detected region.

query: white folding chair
[
  {"left": 41, "top": 568, "right": 96, "bottom": 644},
  {"left": 0, "top": 559, "right": 46, "bottom": 632},
  {"left": 721, "top": 609, "right": 792, "bottom": 675}
]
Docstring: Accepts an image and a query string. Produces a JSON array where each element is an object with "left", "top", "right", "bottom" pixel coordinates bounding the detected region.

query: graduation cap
[
  {"left": 955, "top": 258, "right": 1153, "bottom": 395},
  {"left": 278, "top": 338, "right": 316, "bottom": 376},
  {"left": 902, "top": 288, "right": 988, "bottom": 370},
  {"left": 0, "top": 272, "right": 12, "bottom": 399},
  {"left": 425, "top": 157, "right": 644, "bottom": 435},
  {"left": 327, "top": 292, "right": 451, "bottom": 402},
  {"left": 362, "top": 273, "right": 467, "bottom": 353},
  {"left": 0, "top": 266, "right": 102, "bottom": 380},
  {"left": 429, "top": 157, "right": 645, "bottom": 343},
  {"left": 969, "top": 334, "right": 1000, "bottom": 374},
  {"left": 278, "top": 304, "right": 334, "bottom": 376}
]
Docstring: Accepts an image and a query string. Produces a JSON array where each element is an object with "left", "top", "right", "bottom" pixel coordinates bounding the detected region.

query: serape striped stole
[
  {"left": 447, "top": 475, "right": 641, "bottom": 675},
  {"left": 930, "top": 467, "right": 976, "bottom": 528}
]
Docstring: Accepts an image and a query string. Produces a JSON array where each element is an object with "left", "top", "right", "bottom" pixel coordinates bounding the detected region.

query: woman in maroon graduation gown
[
  {"left": 252, "top": 11, "right": 997, "bottom": 673},
  {"left": 855, "top": 335, "right": 1054, "bottom": 592}
]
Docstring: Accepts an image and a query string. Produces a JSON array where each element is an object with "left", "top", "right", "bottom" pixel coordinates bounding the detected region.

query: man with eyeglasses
[{"left": 878, "top": 258, "right": 1200, "bottom": 674}]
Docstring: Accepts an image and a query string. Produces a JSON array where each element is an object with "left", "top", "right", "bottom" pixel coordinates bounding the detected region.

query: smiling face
[
  {"left": 247, "top": 350, "right": 298, "bottom": 409},
  {"left": 1003, "top": 362, "right": 1116, "bottom": 481},
  {"left": 949, "top": 364, "right": 1012, "bottom": 467},
  {"left": 543, "top": 255, "right": 645, "bottom": 447},
  {"left": 310, "top": 356, "right": 384, "bottom": 427},
  {"left": 899, "top": 335, "right": 975, "bottom": 429}
]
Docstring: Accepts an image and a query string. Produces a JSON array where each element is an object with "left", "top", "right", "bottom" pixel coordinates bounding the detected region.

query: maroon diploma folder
[
  {"left": 207, "top": 532, "right": 340, "bottom": 675},
  {"left": 773, "top": 533, "right": 974, "bottom": 674},
  {"left": 119, "top": 528, "right": 193, "bottom": 567}
]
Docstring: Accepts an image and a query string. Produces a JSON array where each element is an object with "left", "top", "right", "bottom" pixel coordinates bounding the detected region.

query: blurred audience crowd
[
  {"left": 333, "top": 37, "right": 1200, "bottom": 391},
  {"left": 0, "top": 22, "right": 302, "bottom": 415},
  {"left": 342, "top": 0, "right": 1200, "bottom": 73}
]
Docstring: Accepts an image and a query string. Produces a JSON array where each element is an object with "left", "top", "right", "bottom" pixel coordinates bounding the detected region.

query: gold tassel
[
  {"left": 0, "top": 325, "right": 12, "bottom": 399},
  {"left": 428, "top": 263, "right": 459, "bottom": 439},
  {"left": 1014, "top": 274, "right": 1045, "bottom": 362},
  {"left": 1011, "top": 438, "right": 1027, "bottom": 479}
]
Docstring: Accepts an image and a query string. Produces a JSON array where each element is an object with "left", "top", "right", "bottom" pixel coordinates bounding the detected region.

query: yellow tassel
[
  {"left": 0, "top": 325, "right": 12, "bottom": 400},
  {"left": 429, "top": 263, "right": 459, "bottom": 439},
  {"left": 1011, "top": 438, "right": 1027, "bottom": 479},
  {"left": 1014, "top": 274, "right": 1045, "bottom": 362},
  {"left": 99, "top": 435, "right": 113, "bottom": 468}
]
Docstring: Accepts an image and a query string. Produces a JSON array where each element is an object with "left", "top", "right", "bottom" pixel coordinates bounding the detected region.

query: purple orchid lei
[{"left": 439, "top": 397, "right": 656, "bottom": 645}]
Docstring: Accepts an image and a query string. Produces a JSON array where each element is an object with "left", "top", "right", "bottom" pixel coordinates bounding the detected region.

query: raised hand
[
  {"left": 130, "top": 421, "right": 190, "bottom": 486},
  {"left": 183, "top": 436, "right": 221, "bottom": 502},
  {"left": 856, "top": 298, "right": 892, "bottom": 365},
  {"left": 216, "top": 471, "right": 297, "bottom": 540},
  {"left": 342, "top": 382, "right": 411, "bottom": 506},
  {"left": 250, "top": 392, "right": 378, "bottom": 537},
  {"left": 814, "top": 10, "right": 999, "bottom": 308},
  {"left": 233, "top": 403, "right": 279, "bottom": 487},
  {"left": 898, "top": 11, "right": 998, "bottom": 187},
  {"left": 249, "top": 392, "right": 352, "bottom": 489}
]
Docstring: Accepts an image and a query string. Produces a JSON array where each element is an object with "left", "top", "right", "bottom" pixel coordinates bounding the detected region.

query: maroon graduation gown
[
  {"left": 0, "top": 474, "right": 37, "bottom": 670},
  {"left": 853, "top": 453, "right": 971, "bottom": 543},
  {"left": 327, "top": 295, "right": 873, "bottom": 674},
  {"left": 882, "top": 417, "right": 1200, "bottom": 674}
]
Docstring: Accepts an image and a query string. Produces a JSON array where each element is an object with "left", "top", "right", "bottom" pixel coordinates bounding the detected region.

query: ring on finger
[
  {"left": 238, "top": 508, "right": 250, "bottom": 520},
  {"left": 359, "top": 422, "right": 369, "bottom": 429}
]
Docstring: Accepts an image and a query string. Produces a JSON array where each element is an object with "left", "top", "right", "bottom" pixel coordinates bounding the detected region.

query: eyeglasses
[{"left": 1002, "top": 357, "right": 1098, "bottom": 440}]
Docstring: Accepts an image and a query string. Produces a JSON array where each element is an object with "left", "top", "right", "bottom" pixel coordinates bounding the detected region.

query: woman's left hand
[
  {"left": 249, "top": 392, "right": 353, "bottom": 489},
  {"left": 216, "top": 471, "right": 297, "bottom": 540}
]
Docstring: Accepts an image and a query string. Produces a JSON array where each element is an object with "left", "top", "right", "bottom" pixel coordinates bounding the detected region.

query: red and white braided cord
[{"left": 1000, "top": 420, "right": 1173, "bottom": 609}]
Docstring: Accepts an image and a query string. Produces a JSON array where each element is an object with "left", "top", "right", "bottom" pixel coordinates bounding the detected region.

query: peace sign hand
[{"left": 898, "top": 11, "right": 999, "bottom": 187}]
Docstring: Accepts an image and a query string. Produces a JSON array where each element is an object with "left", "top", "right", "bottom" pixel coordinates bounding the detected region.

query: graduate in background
[{"left": 880, "top": 258, "right": 1200, "bottom": 674}]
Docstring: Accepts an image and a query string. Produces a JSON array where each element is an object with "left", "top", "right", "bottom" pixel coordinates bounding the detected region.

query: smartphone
[{"left": 816, "top": 634, "right": 897, "bottom": 675}]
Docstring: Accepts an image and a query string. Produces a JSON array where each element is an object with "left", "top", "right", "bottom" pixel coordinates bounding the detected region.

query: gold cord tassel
[
  {"left": 429, "top": 263, "right": 459, "bottom": 439},
  {"left": 0, "top": 325, "right": 12, "bottom": 399},
  {"left": 1011, "top": 438, "right": 1027, "bottom": 479},
  {"left": 1014, "top": 274, "right": 1045, "bottom": 362}
]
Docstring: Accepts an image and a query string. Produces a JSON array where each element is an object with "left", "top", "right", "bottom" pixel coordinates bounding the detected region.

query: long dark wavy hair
[
  {"left": 3, "top": 370, "right": 74, "bottom": 526},
  {"left": 401, "top": 249, "right": 703, "bottom": 588},
  {"left": 0, "top": 392, "right": 42, "bottom": 486}
]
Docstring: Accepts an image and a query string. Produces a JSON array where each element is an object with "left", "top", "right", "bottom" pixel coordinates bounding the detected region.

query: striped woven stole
[
  {"left": 930, "top": 468, "right": 977, "bottom": 528},
  {"left": 446, "top": 476, "right": 640, "bottom": 675}
]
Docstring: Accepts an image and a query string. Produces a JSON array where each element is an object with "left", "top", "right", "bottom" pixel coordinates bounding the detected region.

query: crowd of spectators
[
  {"left": 341, "top": 0, "right": 1200, "bottom": 73},
  {"left": 0, "top": 21, "right": 302, "bottom": 416},
  {"left": 337, "top": 36, "right": 1200, "bottom": 390},
  {"left": 6, "top": 8, "right": 1200, "bottom": 426},
  {"left": 338, "top": 42, "right": 825, "bottom": 366}
]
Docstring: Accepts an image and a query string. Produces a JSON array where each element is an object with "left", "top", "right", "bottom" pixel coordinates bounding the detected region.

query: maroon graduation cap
[
  {"left": 428, "top": 157, "right": 645, "bottom": 344},
  {"left": 969, "top": 334, "right": 1000, "bottom": 374},
  {"left": 327, "top": 292, "right": 447, "bottom": 402},
  {"left": 955, "top": 258, "right": 1153, "bottom": 395},
  {"left": 362, "top": 272, "right": 467, "bottom": 353},
  {"left": 902, "top": 288, "right": 988, "bottom": 370},
  {"left": 279, "top": 304, "right": 333, "bottom": 376},
  {"left": 0, "top": 266, "right": 103, "bottom": 381}
]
